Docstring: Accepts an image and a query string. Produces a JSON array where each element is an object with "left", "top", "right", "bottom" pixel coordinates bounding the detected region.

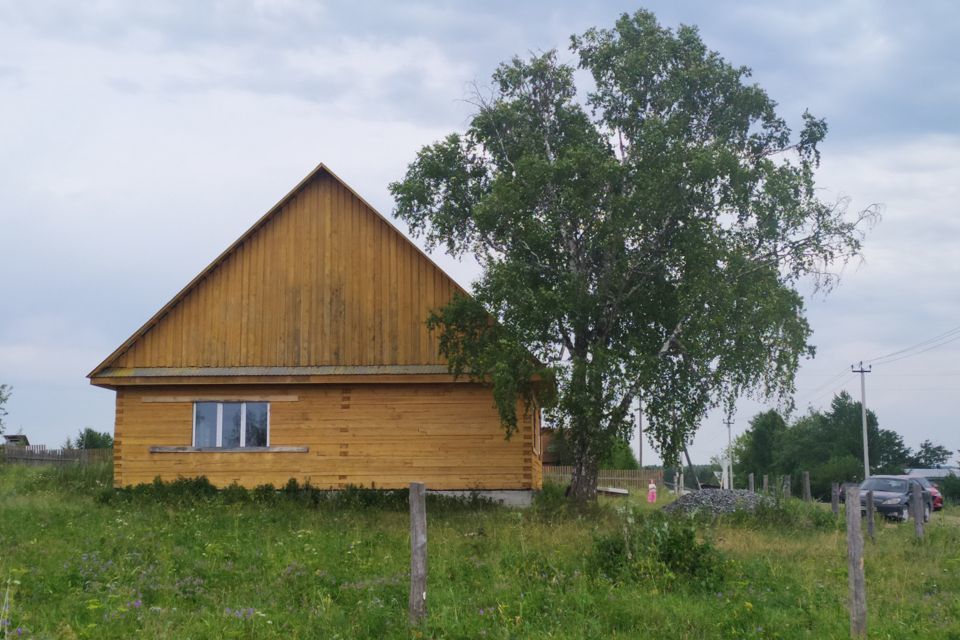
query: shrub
[
  {"left": 590, "top": 509, "right": 725, "bottom": 589},
  {"left": 938, "top": 475, "right": 960, "bottom": 504},
  {"left": 531, "top": 481, "right": 569, "bottom": 519}
]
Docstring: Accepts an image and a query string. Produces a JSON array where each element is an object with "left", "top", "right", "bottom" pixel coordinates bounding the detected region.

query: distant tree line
[
  {"left": 733, "top": 392, "right": 953, "bottom": 498},
  {"left": 64, "top": 428, "right": 113, "bottom": 450}
]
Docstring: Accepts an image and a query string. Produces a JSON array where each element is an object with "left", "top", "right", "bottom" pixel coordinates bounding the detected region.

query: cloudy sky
[{"left": 1, "top": 0, "right": 958, "bottom": 466}]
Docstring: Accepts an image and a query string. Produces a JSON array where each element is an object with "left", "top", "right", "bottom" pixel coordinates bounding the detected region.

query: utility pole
[
  {"left": 724, "top": 417, "right": 734, "bottom": 489},
  {"left": 852, "top": 362, "right": 872, "bottom": 480}
]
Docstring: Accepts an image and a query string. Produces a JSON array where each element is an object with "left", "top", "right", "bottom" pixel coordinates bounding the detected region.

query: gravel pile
[{"left": 663, "top": 488, "right": 774, "bottom": 515}]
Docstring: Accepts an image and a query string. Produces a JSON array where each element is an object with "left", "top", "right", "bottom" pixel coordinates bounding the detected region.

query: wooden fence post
[
  {"left": 748, "top": 473, "right": 755, "bottom": 493},
  {"left": 845, "top": 485, "right": 867, "bottom": 638},
  {"left": 911, "top": 482, "right": 924, "bottom": 540},
  {"left": 865, "top": 490, "right": 875, "bottom": 542},
  {"left": 762, "top": 474, "right": 769, "bottom": 494},
  {"left": 408, "top": 482, "right": 428, "bottom": 626},
  {"left": 802, "top": 471, "right": 811, "bottom": 501},
  {"left": 831, "top": 482, "right": 840, "bottom": 516},
  {"left": 781, "top": 475, "right": 791, "bottom": 499}
]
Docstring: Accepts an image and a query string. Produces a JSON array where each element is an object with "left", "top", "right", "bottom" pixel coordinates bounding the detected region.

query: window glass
[
  {"left": 861, "top": 478, "right": 907, "bottom": 493},
  {"left": 222, "top": 403, "right": 242, "bottom": 447},
  {"left": 194, "top": 402, "right": 218, "bottom": 447},
  {"left": 246, "top": 402, "right": 269, "bottom": 447}
]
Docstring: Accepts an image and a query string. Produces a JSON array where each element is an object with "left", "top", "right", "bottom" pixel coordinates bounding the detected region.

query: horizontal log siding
[{"left": 115, "top": 384, "right": 539, "bottom": 491}]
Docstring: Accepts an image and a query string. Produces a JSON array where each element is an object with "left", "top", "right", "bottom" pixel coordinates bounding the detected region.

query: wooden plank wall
[
  {"left": 115, "top": 384, "right": 541, "bottom": 491},
  {"left": 114, "top": 172, "right": 457, "bottom": 370}
]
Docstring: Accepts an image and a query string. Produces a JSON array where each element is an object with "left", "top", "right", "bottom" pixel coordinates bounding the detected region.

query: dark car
[
  {"left": 859, "top": 476, "right": 932, "bottom": 522},
  {"left": 909, "top": 476, "right": 944, "bottom": 511}
]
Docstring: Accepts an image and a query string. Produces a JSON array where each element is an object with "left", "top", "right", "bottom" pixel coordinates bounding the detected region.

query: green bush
[
  {"left": 590, "top": 509, "right": 725, "bottom": 589},
  {"left": 531, "top": 481, "right": 569, "bottom": 516},
  {"left": 937, "top": 475, "right": 960, "bottom": 504},
  {"left": 807, "top": 455, "right": 863, "bottom": 500}
]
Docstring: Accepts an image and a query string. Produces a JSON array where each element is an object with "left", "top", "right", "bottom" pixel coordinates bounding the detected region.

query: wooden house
[{"left": 89, "top": 164, "right": 543, "bottom": 497}]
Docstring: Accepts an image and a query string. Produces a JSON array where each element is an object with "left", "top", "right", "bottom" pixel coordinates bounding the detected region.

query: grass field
[{"left": 0, "top": 463, "right": 958, "bottom": 639}]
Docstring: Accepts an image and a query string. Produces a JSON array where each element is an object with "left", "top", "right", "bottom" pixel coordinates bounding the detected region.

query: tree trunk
[{"left": 569, "top": 454, "right": 599, "bottom": 502}]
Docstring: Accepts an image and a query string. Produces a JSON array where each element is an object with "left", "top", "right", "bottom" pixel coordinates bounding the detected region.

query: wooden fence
[
  {"left": 1, "top": 447, "right": 112, "bottom": 466},
  {"left": 544, "top": 466, "right": 663, "bottom": 492}
]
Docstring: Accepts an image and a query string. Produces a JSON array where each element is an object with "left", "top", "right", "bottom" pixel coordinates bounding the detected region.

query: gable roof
[{"left": 89, "top": 163, "right": 468, "bottom": 383}]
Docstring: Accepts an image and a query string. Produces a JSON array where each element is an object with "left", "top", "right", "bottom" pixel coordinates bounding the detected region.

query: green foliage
[
  {"left": 0, "top": 383, "right": 10, "bottom": 434},
  {"left": 65, "top": 427, "right": 114, "bottom": 450},
  {"left": 732, "top": 410, "right": 786, "bottom": 481},
  {"left": 723, "top": 497, "right": 838, "bottom": 530},
  {"left": 806, "top": 454, "right": 863, "bottom": 499},
  {"left": 543, "top": 428, "right": 638, "bottom": 469},
  {"left": 734, "top": 393, "right": 950, "bottom": 498},
  {"left": 664, "top": 462, "right": 721, "bottom": 488},
  {"left": 101, "top": 476, "right": 497, "bottom": 513},
  {"left": 590, "top": 509, "right": 725, "bottom": 589},
  {"left": 390, "top": 9, "right": 872, "bottom": 495},
  {"left": 908, "top": 439, "right": 953, "bottom": 468},
  {"left": 938, "top": 475, "right": 960, "bottom": 503},
  {"left": 29, "top": 461, "right": 113, "bottom": 495},
  {"left": 0, "top": 464, "right": 958, "bottom": 637},
  {"left": 602, "top": 439, "right": 640, "bottom": 470},
  {"left": 426, "top": 294, "right": 555, "bottom": 437}
]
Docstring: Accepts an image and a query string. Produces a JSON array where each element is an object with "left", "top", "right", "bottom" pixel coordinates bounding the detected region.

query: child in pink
[{"left": 647, "top": 480, "right": 657, "bottom": 504}]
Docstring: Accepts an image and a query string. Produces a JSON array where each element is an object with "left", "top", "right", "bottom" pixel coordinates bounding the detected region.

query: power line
[
  {"left": 866, "top": 323, "right": 960, "bottom": 365},
  {"left": 802, "top": 373, "right": 856, "bottom": 407},
  {"left": 870, "top": 332, "right": 960, "bottom": 366},
  {"left": 794, "top": 367, "right": 854, "bottom": 403}
]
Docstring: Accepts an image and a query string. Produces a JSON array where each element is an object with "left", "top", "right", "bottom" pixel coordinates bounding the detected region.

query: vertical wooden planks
[
  {"left": 387, "top": 218, "right": 399, "bottom": 365},
  {"left": 98, "top": 168, "right": 475, "bottom": 372},
  {"left": 373, "top": 218, "right": 384, "bottom": 364},
  {"left": 320, "top": 174, "right": 332, "bottom": 365},
  {"left": 362, "top": 202, "right": 375, "bottom": 364}
]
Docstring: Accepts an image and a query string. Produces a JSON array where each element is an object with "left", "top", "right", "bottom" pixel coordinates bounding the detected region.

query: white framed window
[{"left": 193, "top": 401, "right": 270, "bottom": 448}]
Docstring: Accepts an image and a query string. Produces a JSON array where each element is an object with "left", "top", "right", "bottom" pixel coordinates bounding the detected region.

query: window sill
[{"left": 149, "top": 446, "right": 308, "bottom": 453}]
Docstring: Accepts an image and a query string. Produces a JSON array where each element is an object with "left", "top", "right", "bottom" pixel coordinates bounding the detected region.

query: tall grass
[{"left": 0, "top": 465, "right": 956, "bottom": 638}]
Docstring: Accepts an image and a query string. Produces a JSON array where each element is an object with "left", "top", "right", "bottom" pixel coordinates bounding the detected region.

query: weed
[{"left": 590, "top": 508, "right": 726, "bottom": 590}]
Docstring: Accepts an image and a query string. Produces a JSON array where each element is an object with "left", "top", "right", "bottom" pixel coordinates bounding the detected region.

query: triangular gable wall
[{"left": 90, "top": 165, "right": 463, "bottom": 376}]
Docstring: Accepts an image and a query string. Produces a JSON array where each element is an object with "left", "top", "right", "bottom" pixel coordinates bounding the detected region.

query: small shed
[
  {"left": 89, "top": 164, "right": 543, "bottom": 494},
  {"left": 2, "top": 434, "right": 29, "bottom": 447}
]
